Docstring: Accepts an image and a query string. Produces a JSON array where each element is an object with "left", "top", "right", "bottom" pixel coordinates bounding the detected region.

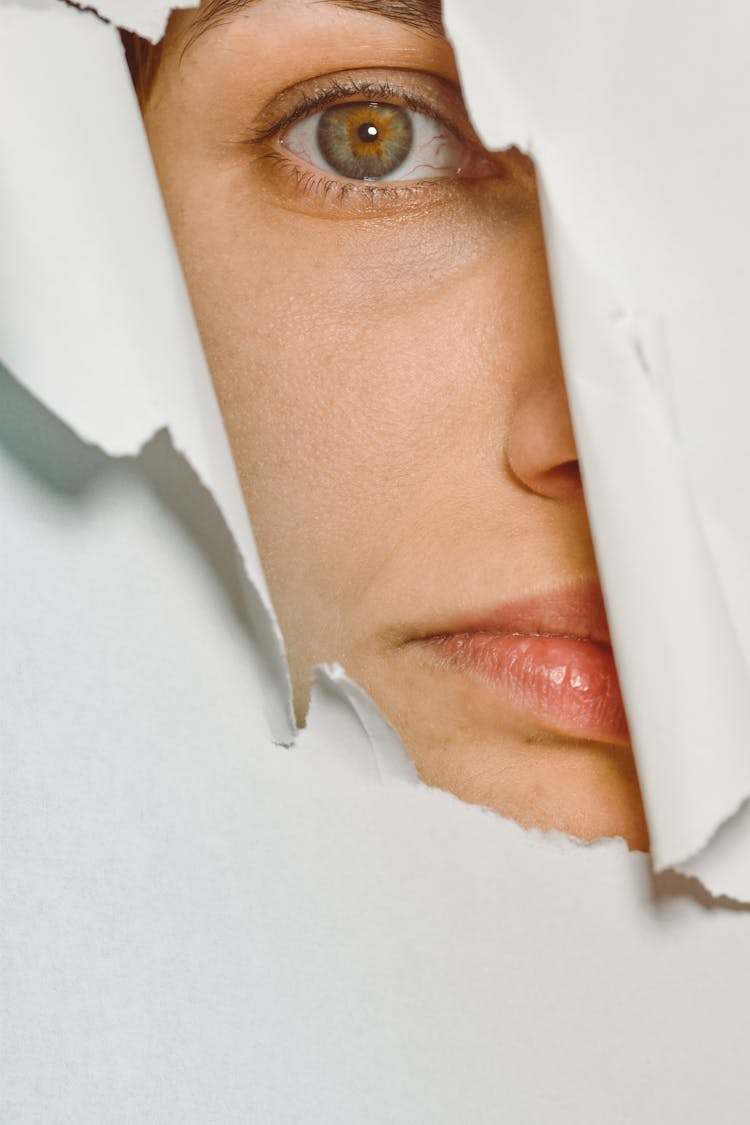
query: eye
[{"left": 279, "top": 101, "right": 474, "bottom": 183}]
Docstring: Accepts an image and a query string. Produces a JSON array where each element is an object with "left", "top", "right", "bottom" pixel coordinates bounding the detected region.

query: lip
[{"left": 411, "top": 580, "right": 630, "bottom": 745}]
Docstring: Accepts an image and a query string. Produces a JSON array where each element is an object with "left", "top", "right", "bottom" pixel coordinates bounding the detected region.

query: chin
[
  {"left": 410, "top": 724, "right": 650, "bottom": 851},
  {"left": 356, "top": 648, "right": 651, "bottom": 852}
]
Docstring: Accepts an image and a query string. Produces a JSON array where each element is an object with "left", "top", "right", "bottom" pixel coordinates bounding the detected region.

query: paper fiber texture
[
  {"left": 4, "top": 2, "right": 750, "bottom": 1123},
  {"left": 444, "top": 0, "right": 750, "bottom": 897}
]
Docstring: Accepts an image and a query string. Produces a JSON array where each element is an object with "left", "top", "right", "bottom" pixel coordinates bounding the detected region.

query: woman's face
[{"left": 142, "top": 0, "right": 649, "bottom": 849}]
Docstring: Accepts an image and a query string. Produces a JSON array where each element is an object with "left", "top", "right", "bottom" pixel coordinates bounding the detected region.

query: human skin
[{"left": 139, "top": 0, "right": 649, "bottom": 849}]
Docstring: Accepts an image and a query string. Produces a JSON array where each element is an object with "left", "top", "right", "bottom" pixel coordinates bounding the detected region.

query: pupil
[{"left": 358, "top": 123, "right": 379, "bottom": 143}]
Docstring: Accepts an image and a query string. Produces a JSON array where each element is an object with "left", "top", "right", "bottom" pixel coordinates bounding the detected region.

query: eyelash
[
  {"left": 261, "top": 154, "right": 433, "bottom": 206},
  {"left": 247, "top": 75, "right": 480, "bottom": 207}
]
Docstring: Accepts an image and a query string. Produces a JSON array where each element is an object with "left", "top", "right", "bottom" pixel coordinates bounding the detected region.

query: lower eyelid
[{"left": 256, "top": 148, "right": 503, "bottom": 219}]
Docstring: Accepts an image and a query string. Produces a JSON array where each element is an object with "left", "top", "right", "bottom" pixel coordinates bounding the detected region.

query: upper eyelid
[{"left": 244, "top": 71, "right": 471, "bottom": 145}]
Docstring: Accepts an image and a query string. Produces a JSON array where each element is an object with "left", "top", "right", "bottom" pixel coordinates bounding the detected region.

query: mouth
[{"left": 408, "top": 579, "right": 630, "bottom": 746}]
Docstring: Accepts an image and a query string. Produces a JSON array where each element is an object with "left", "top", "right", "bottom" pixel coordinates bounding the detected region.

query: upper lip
[{"left": 413, "top": 578, "right": 612, "bottom": 647}]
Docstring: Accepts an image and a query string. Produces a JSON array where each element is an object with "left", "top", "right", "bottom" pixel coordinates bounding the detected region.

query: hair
[{"left": 120, "top": 30, "right": 163, "bottom": 105}]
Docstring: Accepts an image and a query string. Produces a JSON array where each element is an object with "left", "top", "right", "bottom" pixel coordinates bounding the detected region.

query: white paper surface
[
  {"left": 0, "top": 0, "right": 293, "bottom": 740},
  {"left": 444, "top": 0, "right": 750, "bottom": 898},
  {"left": 5, "top": 2, "right": 750, "bottom": 1121},
  {"left": 6, "top": 346, "right": 750, "bottom": 1123}
]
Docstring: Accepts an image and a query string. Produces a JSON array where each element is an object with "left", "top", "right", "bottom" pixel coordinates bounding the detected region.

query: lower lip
[{"left": 420, "top": 632, "right": 630, "bottom": 744}]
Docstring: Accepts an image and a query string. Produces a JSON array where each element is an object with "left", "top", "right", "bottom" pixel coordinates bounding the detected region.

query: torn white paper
[
  {"left": 444, "top": 0, "right": 750, "bottom": 898},
  {"left": 0, "top": 0, "right": 293, "bottom": 739},
  {"left": 71, "top": 0, "right": 199, "bottom": 41},
  {"left": 6, "top": 1, "right": 750, "bottom": 1121},
  {"left": 7, "top": 348, "right": 750, "bottom": 1124}
]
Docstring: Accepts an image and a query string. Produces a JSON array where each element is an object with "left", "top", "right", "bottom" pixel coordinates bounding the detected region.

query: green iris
[{"left": 316, "top": 102, "right": 414, "bottom": 180}]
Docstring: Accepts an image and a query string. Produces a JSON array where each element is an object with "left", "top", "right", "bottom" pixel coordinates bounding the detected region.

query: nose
[{"left": 504, "top": 266, "right": 583, "bottom": 505}]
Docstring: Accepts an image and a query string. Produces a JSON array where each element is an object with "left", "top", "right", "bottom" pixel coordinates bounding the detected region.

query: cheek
[
  {"left": 160, "top": 161, "right": 549, "bottom": 638},
  {"left": 176, "top": 180, "right": 546, "bottom": 494}
]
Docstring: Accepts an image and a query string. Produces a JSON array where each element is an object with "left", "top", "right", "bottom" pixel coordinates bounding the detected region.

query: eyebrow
[{"left": 189, "top": 0, "right": 444, "bottom": 41}]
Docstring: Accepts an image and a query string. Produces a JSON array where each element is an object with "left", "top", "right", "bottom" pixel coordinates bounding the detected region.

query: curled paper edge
[{"left": 443, "top": 0, "right": 750, "bottom": 900}]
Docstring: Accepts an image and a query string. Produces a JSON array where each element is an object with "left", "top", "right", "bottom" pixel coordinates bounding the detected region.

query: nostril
[
  {"left": 543, "top": 460, "right": 584, "bottom": 500},
  {"left": 506, "top": 440, "right": 584, "bottom": 501}
]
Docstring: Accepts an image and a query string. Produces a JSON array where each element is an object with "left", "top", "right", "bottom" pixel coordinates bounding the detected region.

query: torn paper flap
[
  {"left": 445, "top": 0, "right": 750, "bottom": 898},
  {"left": 299, "top": 664, "right": 419, "bottom": 786},
  {"left": 543, "top": 216, "right": 750, "bottom": 886},
  {"left": 0, "top": 0, "right": 294, "bottom": 738}
]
